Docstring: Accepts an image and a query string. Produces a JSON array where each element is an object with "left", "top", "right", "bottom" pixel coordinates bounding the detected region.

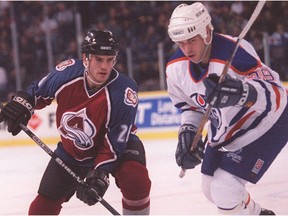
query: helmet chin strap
[
  {"left": 193, "top": 31, "right": 213, "bottom": 64},
  {"left": 84, "top": 59, "right": 105, "bottom": 86},
  {"left": 193, "top": 44, "right": 209, "bottom": 64},
  {"left": 85, "top": 70, "right": 106, "bottom": 85}
]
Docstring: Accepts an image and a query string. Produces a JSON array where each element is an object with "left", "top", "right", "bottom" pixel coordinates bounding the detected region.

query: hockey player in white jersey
[{"left": 166, "top": 2, "right": 288, "bottom": 215}]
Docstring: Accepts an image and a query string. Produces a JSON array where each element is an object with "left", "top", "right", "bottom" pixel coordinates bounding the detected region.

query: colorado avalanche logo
[
  {"left": 58, "top": 108, "right": 96, "bottom": 150},
  {"left": 124, "top": 87, "right": 138, "bottom": 107}
]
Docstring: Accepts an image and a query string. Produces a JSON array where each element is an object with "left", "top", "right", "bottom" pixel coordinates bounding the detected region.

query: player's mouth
[
  {"left": 187, "top": 54, "right": 196, "bottom": 60},
  {"left": 99, "top": 71, "right": 108, "bottom": 76}
]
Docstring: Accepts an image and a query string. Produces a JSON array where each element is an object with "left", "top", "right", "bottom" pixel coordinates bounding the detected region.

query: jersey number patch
[{"left": 248, "top": 67, "right": 275, "bottom": 82}]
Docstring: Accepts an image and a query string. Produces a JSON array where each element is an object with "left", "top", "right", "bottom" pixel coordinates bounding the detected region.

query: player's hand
[
  {"left": 0, "top": 91, "right": 34, "bottom": 136},
  {"left": 76, "top": 169, "right": 109, "bottom": 206},
  {"left": 203, "top": 74, "right": 257, "bottom": 108},
  {"left": 175, "top": 124, "right": 205, "bottom": 169}
]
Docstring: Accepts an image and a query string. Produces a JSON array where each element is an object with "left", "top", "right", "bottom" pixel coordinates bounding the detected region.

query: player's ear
[
  {"left": 82, "top": 54, "right": 88, "bottom": 68},
  {"left": 205, "top": 26, "right": 213, "bottom": 44}
]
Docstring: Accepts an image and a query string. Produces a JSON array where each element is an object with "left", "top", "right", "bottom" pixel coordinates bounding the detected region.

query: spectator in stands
[
  {"left": 1, "top": 1, "right": 288, "bottom": 98},
  {"left": 269, "top": 23, "right": 288, "bottom": 80},
  {"left": 0, "top": 66, "right": 8, "bottom": 101}
]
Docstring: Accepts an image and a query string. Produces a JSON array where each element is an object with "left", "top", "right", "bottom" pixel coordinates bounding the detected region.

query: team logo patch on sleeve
[
  {"left": 56, "top": 59, "right": 75, "bottom": 71},
  {"left": 124, "top": 88, "right": 138, "bottom": 107}
]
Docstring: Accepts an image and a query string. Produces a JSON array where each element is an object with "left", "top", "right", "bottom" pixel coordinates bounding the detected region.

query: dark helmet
[{"left": 81, "top": 29, "right": 119, "bottom": 56}]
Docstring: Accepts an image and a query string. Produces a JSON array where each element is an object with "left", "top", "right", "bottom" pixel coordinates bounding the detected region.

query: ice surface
[{"left": 0, "top": 138, "right": 287, "bottom": 215}]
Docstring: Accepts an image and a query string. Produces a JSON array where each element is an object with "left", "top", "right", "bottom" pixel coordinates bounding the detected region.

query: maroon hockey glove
[
  {"left": 0, "top": 91, "right": 34, "bottom": 136},
  {"left": 176, "top": 124, "right": 205, "bottom": 169},
  {"left": 203, "top": 74, "right": 257, "bottom": 108},
  {"left": 76, "top": 169, "right": 109, "bottom": 206}
]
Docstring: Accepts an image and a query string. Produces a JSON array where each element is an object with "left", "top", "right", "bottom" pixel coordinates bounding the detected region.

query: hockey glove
[
  {"left": 76, "top": 168, "right": 109, "bottom": 206},
  {"left": 0, "top": 91, "right": 34, "bottom": 136},
  {"left": 175, "top": 124, "right": 205, "bottom": 169},
  {"left": 203, "top": 74, "right": 257, "bottom": 108}
]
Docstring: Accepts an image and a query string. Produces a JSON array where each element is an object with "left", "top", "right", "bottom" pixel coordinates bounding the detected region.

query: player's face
[
  {"left": 85, "top": 55, "right": 116, "bottom": 87},
  {"left": 176, "top": 35, "right": 208, "bottom": 64}
]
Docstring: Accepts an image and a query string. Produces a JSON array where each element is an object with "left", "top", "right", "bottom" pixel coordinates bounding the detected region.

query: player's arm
[
  {"left": 166, "top": 67, "right": 206, "bottom": 169},
  {"left": 26, "top": 59, "right": 82, "bottom": 109},
  {"left": 96, "top": 84, "right": 139, "bottom": 173}
]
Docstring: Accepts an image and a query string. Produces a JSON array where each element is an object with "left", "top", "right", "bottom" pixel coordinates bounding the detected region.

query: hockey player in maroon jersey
[
  {"left": 166, "top": 2, "right": 288, "bottom": 215},
  {"left": 0, "top": 29, "right": 151, "bottom": 215}
]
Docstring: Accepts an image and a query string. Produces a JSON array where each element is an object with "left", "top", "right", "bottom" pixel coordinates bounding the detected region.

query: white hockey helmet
[{"left": 168, "top": 2, "right": 213, "bottom": 42}]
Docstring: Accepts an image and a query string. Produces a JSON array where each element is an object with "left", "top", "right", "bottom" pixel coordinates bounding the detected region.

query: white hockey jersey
[{"left": 166, "top": 33, "right": 287, "bottom": 151}]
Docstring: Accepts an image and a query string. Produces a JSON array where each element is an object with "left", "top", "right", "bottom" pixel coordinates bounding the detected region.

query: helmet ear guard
[
  {"left": 81, "top": 29, "right": 119, "bottom": 56},
  {"left": 168, "top": 3, "right": 213, "bottom": 42}
]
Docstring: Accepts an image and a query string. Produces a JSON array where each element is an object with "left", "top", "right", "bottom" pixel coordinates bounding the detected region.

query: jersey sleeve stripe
[
  {"left": 271, "top": 84, "right": 281, "bottom": 111},
  {"left": 225, "top": 110, "right": 256, "bottom": 141},
  {"left": 210, "top": 58, "right": 262, "bottom": 75}
]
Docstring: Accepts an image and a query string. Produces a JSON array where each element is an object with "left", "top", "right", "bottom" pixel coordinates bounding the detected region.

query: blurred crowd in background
[{"left": 1, "top": 1, "right": 288, "bottom": 102}]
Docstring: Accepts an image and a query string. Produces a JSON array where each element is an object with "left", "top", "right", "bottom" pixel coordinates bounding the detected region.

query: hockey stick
[
  {"left": 179, "top": 0, "right": 266, "bottom": 178},
  {"left": 0, "top": 105, "right": 120, "bottom": 215}
]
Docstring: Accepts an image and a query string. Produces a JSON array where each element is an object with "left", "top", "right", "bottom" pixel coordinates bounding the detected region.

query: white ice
[{"left": 0, "top": 138, "right": 287, "bottom": 215}]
